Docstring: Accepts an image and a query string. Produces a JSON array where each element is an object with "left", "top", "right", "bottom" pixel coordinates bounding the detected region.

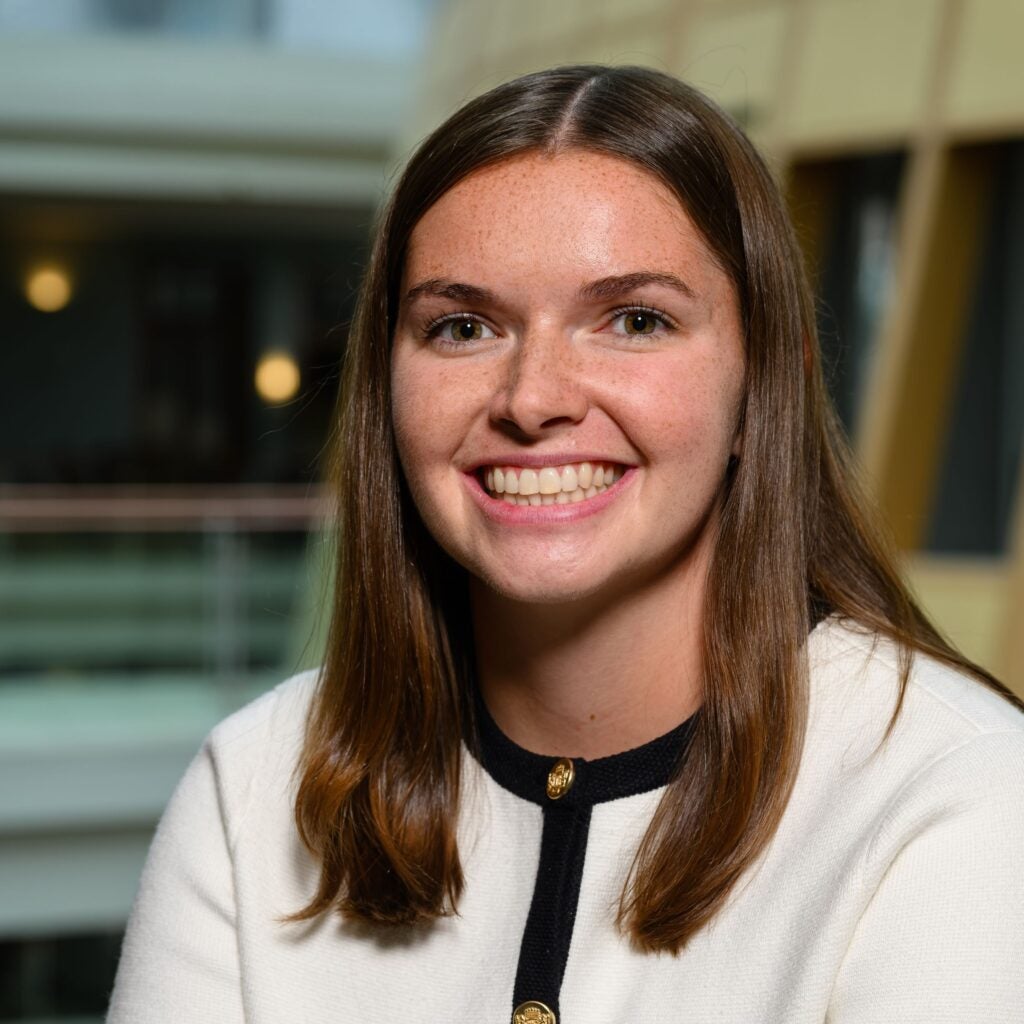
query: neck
[{"left": 471, "top": 557, "right": 707, "bottom": 760}]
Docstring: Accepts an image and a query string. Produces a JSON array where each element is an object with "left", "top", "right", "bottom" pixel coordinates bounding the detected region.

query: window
[{"left": 927, "top": 142, "right": 1024, "bottom": 554}]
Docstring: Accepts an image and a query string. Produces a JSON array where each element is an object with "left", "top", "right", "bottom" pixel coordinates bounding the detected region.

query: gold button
[
  {"left": 513, "top": 1000, "right": 556, "bottom": 1024},
  {"left": 546, "top": 757, "right": 574, "bottom": 800}
]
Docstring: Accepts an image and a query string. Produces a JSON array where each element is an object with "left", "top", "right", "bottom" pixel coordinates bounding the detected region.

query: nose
[{"left": 490, "top": 328, "right": 589, "bottom": 437}]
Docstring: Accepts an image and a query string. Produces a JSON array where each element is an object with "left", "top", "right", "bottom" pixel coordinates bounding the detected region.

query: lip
[{"left": 464, "top": 464, "right": 635, "bottom": 523}]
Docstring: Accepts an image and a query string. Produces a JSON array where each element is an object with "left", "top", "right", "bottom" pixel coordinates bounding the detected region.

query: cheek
[
  {"left": 618, "top": 351, "right": 744, "bottom": 460},
  {"left": 390, "top": 350, "right": 470, "bottom": 484},
  {"left": 390, "top": 353, "right": 435, "bottom": 483},
  {"left": 390, "top": 364, "right": 417, "bottom": 443}
]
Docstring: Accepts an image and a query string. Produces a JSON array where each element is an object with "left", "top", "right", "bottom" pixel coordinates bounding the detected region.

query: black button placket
[
  {"left": 474, "top": 615, "right": 828, "bottom": 1023},
  {"left": 471, "top": 691, "right": 698, "bottom": 1024},
  {"left": 511, "top": 758, "right": 592, "bottom": 1020}
]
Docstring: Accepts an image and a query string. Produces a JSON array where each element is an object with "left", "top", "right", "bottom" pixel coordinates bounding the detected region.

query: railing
[
  {"left": 0, "top": 486, "right": 325, "bottom": 532},
  {"left": 0, "top": 486, "right": 331, "bottom": 941},
  {"left": 0, "top": 485, "right": 329, "bottom": 687}
]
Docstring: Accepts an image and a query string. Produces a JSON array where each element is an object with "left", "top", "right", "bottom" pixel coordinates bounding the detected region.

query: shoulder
[
  {"left": 207, "top": 667, "right": 320, "bottom": 755},
  {"left": 111, "top": 672, "right": 321, "bottom": 1019},
  {"left": 807, "top": 615, "right": 1024, "bottom": 738},
  {"left": 807, "top": 623, "right": 1024, "bottom": 1019},
  {"left": 803, "top": 616, "right": 1024, "bottom": 829},
  {"left": 192, "top": 668, "right": 321, "bottom": 842}
]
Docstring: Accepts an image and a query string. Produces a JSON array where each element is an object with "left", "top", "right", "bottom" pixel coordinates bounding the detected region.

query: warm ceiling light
[
  {"left": 26, "top": 265, "right": 73, "bottom": 312},
  {"left": 255, "top": 351, "right": 301, "bottom": 405}
]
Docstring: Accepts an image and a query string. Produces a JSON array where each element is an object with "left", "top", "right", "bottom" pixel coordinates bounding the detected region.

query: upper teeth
[{"left": 483, "top": 462, "right": 622, "bottom": 505}]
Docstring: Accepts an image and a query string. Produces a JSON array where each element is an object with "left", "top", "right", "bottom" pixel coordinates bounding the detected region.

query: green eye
[{"left": 624, "top": 313, "right": 657, "bottom": 335}]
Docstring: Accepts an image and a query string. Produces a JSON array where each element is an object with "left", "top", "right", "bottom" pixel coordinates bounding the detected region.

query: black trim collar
[{"left": 472, "top": 691, "right": 697, "bottom": 807}]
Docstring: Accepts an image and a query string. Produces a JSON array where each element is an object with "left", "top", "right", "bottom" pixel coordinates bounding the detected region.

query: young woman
[{"left": 109, "top": 66, "right": 1024, "bottom": 1024}]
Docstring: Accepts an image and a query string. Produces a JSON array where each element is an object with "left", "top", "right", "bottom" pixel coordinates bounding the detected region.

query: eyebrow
[
  {"left": 403, "top": 278, "right": 498, "bottom": 305},
  {"left": 579, "top": 272, "right": 696, "bottom": 301},
  {"left": 402, "top": 270, "right": 696, "bottom": 307}
]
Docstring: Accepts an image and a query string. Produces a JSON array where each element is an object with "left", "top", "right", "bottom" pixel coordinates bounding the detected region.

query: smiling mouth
[{"left": 479, "top": 461, "right": 624, "bottom": 506}]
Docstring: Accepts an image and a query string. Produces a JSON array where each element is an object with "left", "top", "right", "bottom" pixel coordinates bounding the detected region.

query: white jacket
[{"left": 108, "top": 617, "right": 1024, "bottom": 1023}]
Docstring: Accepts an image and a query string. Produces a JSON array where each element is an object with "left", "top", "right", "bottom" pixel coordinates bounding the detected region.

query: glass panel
[
  {"left": 0, "top": 514, "right": 323, "bottom": 970},
  {"left": 0, "top": 527, "right": 310, "bottom": 685},
  {"left": 0, "top": 930, "right": 122, "bottom": 1020},
  {"left": 927, "top": 141, "right": 1024, "bottom": 554},
  {"left": 815, "top": 152, "right": 905, "bottom": 437},
  {"left": 0, "top": 202, "right": 367, "bottom": 485}
]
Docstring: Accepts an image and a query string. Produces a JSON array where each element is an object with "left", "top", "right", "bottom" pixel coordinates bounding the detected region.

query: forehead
[{"left": 403, "top": 150, "right": 721, "bottom": 289}]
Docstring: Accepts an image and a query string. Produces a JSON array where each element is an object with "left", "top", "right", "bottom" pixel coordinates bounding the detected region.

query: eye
[
  {"left": 424, "top": 314, "right": 497, "bottom": 346},
  {"left": 623, "top": 312, "right": 657, "bottom": 336},
  {"left": 607, "top": 306, "right": 675, "bottom": 338}
]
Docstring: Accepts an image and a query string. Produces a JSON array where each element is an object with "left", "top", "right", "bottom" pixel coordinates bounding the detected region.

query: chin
[
  {"left": 468, "top": 554, "right": 655, "bottom": 609},
  {"left": 464, "top": 533, "right": 711, "bottom": 611},
  {"left": 458, "top": 554, "right": 601, "bottom": 606},
  {"left": 483, "top": 577, "right": 601, "bottom": 606}
]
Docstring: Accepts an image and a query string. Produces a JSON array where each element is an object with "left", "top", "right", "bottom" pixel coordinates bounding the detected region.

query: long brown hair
[{"left": 292, "top": 65, "right": 1018, "bottom": 951}]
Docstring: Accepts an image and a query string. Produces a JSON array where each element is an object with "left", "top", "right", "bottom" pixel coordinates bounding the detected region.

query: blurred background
[{"left": 0, "top": 0, "right": 1021, "bottom": 1019}]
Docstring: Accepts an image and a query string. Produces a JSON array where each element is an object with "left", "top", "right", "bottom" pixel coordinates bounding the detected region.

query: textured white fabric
[{"left": 107, "top": 618, "right": 1024, "bottom": 1023}]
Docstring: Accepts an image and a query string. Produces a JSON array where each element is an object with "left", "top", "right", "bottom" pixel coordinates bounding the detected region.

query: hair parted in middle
[{"left": 291, "top": 64, "right": 1009, "bottom": 952}]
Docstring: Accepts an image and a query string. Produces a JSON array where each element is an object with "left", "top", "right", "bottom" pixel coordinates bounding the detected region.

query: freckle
[{"left": 589, "top": 713, "right": 596, "bottom": 722}]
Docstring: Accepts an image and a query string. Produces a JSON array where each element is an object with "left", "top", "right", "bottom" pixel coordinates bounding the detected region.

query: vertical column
[{"left": 859, "top": 142, "right": 998, "bottom": 547}]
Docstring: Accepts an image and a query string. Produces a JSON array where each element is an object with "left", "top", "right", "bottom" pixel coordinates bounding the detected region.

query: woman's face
[{"left": 391, "top": 150, "right": 745, "bottom": 606}]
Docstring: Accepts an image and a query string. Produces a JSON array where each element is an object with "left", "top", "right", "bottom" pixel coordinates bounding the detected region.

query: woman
[{"left": 108, "top": 66, "right": 1024, "bottom": 1023}]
